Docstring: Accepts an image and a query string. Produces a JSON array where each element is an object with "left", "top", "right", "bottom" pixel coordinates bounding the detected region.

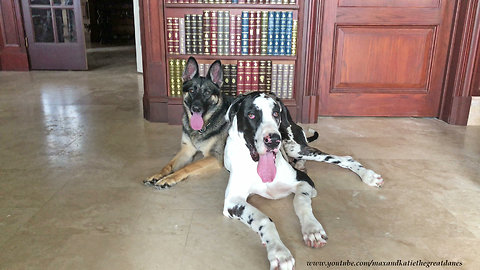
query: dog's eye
[
  {"left": 204, "top": 90, "right": 211, "bottom": 96},
  {"left": 273, "top": 111, "right": 279, "bottom": 118},
  {"left": 189, "top": 88, "right": 194, "bottom": 93},
  {"left": 248, "top": 113, "right": 255, "bottom": 119}
]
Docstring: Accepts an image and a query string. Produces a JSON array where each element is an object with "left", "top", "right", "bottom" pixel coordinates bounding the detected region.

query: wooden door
[
  {"left": 318, "top": 0, "right": 456, "bottom": 116},
  {"left": 21, "top": 0, "right": 87, "bottom": 70},
  {"left": 0, "top": 0, "right": 29, "bottom": 71}
]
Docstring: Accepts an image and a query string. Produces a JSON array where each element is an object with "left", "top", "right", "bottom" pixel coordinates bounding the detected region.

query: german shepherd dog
[{"left": 144, "top": 57, "right": 233, "bottom": 188}]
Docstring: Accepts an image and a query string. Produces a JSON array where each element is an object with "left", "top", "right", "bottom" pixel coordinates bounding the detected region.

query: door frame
[{"left": 439, "top": 0, "right": 480, "bottom": 125}]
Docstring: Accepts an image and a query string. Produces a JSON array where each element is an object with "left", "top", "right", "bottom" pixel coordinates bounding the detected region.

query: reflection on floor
[{"left": 0, "top": 51, "right": 479, "bottom": 269}]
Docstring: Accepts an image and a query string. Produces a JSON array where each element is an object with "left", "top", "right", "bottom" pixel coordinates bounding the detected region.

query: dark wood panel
[
  {"left": 333, "top": 26, "right": 434, "bottom": 92},
  {"left": 317, "top": 0, "right": 455, "bottom": 117},
  {"left": 440, "top": 0, "right": 480, "bottom": 124},
  {"left": 338, "top": 0, "right": 439, "bottom": 8},
  {"left": 0, "top": 0, "right": 29, "bottom": 71}
]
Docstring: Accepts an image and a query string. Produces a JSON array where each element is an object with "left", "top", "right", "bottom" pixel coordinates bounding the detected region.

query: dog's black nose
[
  {"left": 264, "top": 133, "right": 281, "bottom": 150},
  {"left": 191, "top": 104, "right": 202, "bottom": 113}
]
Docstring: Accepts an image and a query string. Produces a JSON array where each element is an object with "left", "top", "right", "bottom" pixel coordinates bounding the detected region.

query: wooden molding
[{"left": 440, "top": 0, "right": 480, "bottom": 125}]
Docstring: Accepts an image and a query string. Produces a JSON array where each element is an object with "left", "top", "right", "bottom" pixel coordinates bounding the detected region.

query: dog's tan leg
[
  {"left": 144, "top": 141, "right": 197, "bottom": 185},
  {"left": 154, "top": 156, "right": 221, "bottom": 188}
]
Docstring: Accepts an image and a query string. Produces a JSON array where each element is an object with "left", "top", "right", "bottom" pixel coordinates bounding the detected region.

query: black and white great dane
[{"left": 223, "top": 92, "right": 383, "bottom": 270}]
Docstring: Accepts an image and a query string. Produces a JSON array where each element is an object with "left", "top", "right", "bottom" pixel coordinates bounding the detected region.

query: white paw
[
  {"left": 302, "top": 222, "right": 327, "bottom": 248},
  {"left": 267, "top": 244, "right": 295, "bottom": 270},
  {"left": 360, "top": 169, "right": 384, "bottom": 188}
]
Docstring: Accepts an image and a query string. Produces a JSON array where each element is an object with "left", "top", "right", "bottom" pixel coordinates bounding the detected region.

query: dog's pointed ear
[
  {"left": 207, "top": 60, "right": 223, "bottom": 87},
  {"left": 226, "top": 94, "right": 246, "bottom": 122},
  {"left": 182, "top": 57, "right": 199, "bottom": 82}
]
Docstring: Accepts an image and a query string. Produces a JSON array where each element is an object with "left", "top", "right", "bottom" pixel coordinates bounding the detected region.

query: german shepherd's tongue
[
  {"left": 190, "top": 112, "right": 204, "bottom": 131},
  {"left": 257, "top": 152, "right": 276, "bottom": 183}
]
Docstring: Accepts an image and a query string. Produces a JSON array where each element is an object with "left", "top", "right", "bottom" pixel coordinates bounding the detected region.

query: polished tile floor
[{"left": 1, "top": 48, "right": 479, "bottom": 270}]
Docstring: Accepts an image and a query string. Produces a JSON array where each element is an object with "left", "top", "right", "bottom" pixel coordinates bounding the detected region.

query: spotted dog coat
[{"left": 223, "top": 92, "right": 383, "bottom": 270}]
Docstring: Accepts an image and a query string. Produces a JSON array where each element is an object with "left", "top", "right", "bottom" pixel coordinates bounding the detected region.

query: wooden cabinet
[{"left": 140, "top": 0, "right": 310, "bottom": 124}]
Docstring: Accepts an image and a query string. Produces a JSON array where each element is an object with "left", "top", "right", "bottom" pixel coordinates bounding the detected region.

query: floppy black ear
[
  {"left": 226, "top": 94, "right": 247, "bottom": 122},
  {"left": 182, "top": 57, "right": 199, "bottom": 82},
  {"left": 206, "top": 60, "right": 223, "bottom": 87},
  {"left": 276, "top": 97, "right": 292, "bottom": 128}
]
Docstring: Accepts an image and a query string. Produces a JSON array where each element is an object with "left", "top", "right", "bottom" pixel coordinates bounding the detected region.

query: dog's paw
[
  {"left": 153, "top": 174, "right": 186, "bottom": 189},
  {"left": 267, "top": 244, "right": 295, "bottom": 270},
  {"left": 143, "top": 174, "right": 165, "bottom": 187},
  {"left": 360, "top": 169, "right": 384, "bottom": 188},
  {"left": 302, "top": 222, "right": 327, "bottom": 248}
]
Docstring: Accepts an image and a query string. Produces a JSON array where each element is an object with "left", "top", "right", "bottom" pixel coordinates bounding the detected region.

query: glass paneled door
[{"left": 21, "top": 0, "right": 87, "bottom": 70}]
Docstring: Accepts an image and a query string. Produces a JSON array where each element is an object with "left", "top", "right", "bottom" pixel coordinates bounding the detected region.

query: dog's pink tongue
[
  {"left": 190, "top": 112, "right": 204, "bottom": 131},
  {"left": 257, "top": 152, "right": 276, "bottom": 183}
]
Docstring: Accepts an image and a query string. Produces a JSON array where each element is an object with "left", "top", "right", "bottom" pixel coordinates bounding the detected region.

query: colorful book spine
[
  {"left": 218, "top": 11, "right": 224, "bottom": 55},
  {"left": 203, "top": 11, "right": 211, "bottom": 55},
  {"left": 273, "top": 12, "right": 280, "bottom": 56},
  {"left": 179, "top": 18, "right": 186, "bottom": 54},
  {"left": 261, "top": 11, "right": 268, "bottom": 55},
  {"left": 229, "top": 15, "right": 236, "bottom": 55},
  {"left": 211, "top": 11, "right": 218, "bottom": 55},
  {"left": 279, "top": 12, "right": 287, "bottom": 55},
  {"left": 197, "top": 14, "right": 203, "bottom": 54},
  {"left": 281, "top": 63, "right": 289, "bottom": 98},
  {"left": 241, "top": 11, "right": 249, "bottom": 55},
  {"left": 169, "top": 59, "right": 176, "bottom": 96},
  {"left": 273, "top": 64, "right": 280, "bottom": 96},
  {"left": 237, "top": 60, "right": 245, "bottom": 94},
  {"left": 224, "top": 11, "right": 230, "bottom": 55},
  {"left": 267, "top": 11, "right": 275, "bottom": 55},
  {"left": 291, "top": 19, "right": 297, "bottom": 56},
  {"left": 231, "top": 64, "right": 237, "bottom": 95},
  {"left": 252, "top": 60, "right": 259, "bottom": 92},
  {"left": 173, "top": 18, "right": 180, "bottom": 54},
  {"left": 285, "top": 12, "right": 293, "bottom": 55},
  {"left": 244, "top": 60, "right": 252, "bottom": 92},
  {"left": 185, "top": 15, "right": 192, "bottom": 54},
  {"left": 175, "top": 59, "right": 183, "bottom": 96},
  {"left": 248, "top": 12, "right": 256, "bottom": 55},
  {"left": 259, "top": 60, "right": 267, "bottom": 92},
  {"left": 255, "top": 11, "right": 262, "bottom": 55},
  {"left": 266, "top": 61, "right": 272, "bottom": 92},
  {"left": 167, "top": 17, "right": 174, "bottom": 54},
  {"left": 287, "top": 64, "right": 294, "bottom": 98},
  {"left": 191, "top": 15, "right": 198, "bottom": 54},
  {"left": 204, "top": 64, "right": 210, "bottom": 76},
  {"left": 223, "top": 64, "right": 231, "bottom": 95},
  {"left": 235, "top": 15, "right": 242, "bottom": 55},
  {"left": 199, "top": 63, "right": 205, "bottom": 77}
]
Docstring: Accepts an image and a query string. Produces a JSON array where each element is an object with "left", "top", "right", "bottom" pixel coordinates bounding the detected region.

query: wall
[
  {"left": 133, "top": 0, "right": 142, "bottom": 73},
  {"left": 467, "top": 97, "right": 480, "bottom": 125}
]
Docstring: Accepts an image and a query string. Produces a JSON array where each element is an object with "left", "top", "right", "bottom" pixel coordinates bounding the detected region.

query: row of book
[
  {"left": 168, "top": 59, "right": 295, "bottom": 99},
  {"left": 167, "top": 10, "right": 297, "bottom": 56},
  {"left": 166, "top": 0, "right": 297, "bottom": 4}
]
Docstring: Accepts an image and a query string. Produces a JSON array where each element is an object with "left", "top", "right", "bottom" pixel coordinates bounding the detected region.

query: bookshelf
[{"left": 140, "top": 0, "right": 309, "bottom": 124}]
